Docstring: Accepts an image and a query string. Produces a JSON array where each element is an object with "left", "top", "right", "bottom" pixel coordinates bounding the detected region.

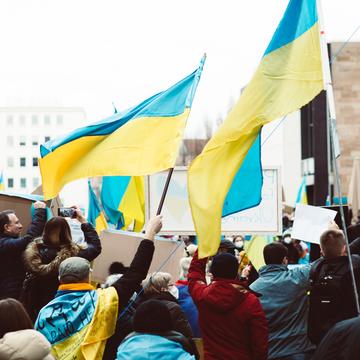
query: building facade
[{"left": 0, "top": 106, "right": 86, "bottom": 194}]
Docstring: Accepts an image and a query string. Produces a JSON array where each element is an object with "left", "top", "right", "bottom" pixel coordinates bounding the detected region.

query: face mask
[
  {"left": 168, "top": 285, "right": 179, "bottom": 299},
  {"left": 235, "top": 240, "right": 244, "bottom": 248}
]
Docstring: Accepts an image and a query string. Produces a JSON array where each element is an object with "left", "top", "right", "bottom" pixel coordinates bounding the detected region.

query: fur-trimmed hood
[{"left": 24, "top": 238, "right": 82, "bottom": 275}]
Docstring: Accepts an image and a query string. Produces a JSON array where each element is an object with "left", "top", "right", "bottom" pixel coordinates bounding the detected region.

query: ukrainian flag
[
  {"left": 0, "top": 172, "right": 4, "bottom": 190},
  {"left": 296, "top": 177, "right": 308, "bottom": 204},
  {"left": 88, "top": 181, "right": 108, "bottom": 234},
  {"left": 39, "top": 56, "right": 205, "bottom": 200},
  {"left": 101, "top": 175, "right": 145, "bottom": 232},
  {"left": 188, "top": 0, "right": 324, "bottom": 258},
  {"left": 36, "top": 284, "right": 118, "bottom": 359}
]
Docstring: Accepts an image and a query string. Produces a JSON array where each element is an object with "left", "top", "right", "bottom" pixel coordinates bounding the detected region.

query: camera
[{"left": 58, "top": 207, "right": 76, "bottom": 218}]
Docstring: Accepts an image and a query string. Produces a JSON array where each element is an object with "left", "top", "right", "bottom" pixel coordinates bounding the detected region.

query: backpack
[{"left": 308, "top": 258, "right": 354, "bottom": 344}]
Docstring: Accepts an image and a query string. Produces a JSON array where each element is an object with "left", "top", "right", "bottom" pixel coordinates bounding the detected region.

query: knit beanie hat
[
  {"left": 210, "top": 253, "right": 239, "bottom": 279},
  {"left": 133, "top": 300, "right": 173, "bottom": 333}
]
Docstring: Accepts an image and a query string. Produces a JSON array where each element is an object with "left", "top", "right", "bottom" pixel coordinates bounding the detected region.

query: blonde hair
[{"left": 143, "top": 272, "right": 172, "bottom": 295}]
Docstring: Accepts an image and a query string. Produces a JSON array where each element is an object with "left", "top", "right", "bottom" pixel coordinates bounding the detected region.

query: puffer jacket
[
  {"left": 0, "top": 329, "right": 54, "bottom": 360},
  {"left": 188, "top": 251, "right": 268, "bottom": 360},
  {"left": 21, "top": 222, "right": 101, "bottom": 320},
  {"left": 0, "top": 208, "right": 47, "bottom": 300}
]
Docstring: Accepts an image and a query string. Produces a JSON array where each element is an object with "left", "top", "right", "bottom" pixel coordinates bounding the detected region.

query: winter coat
[
  {"left": 117, "top": 333, "right": 195, "bottom": 360},
  {"left": 0, "top": 208, "right": 47, "bottom": 300},
  {"left": 0, "top": 329, "right": 54, "bottom": 360},
  {"left": 250, "top": 264, "right": 315, "bottom": 359},
  {"left": 312, "top": 316, "right": 360, "bottom": 360},
  {"left": 176, "top": 280, "right": 201, "bottom": 337},
  {"left": 21, "top": 222, "right": 101, "bottom": 320},
  {"left": 142, "top": 291, "right": 194, "bottom": 339},
  {"left": 188, "top": 250, "right": 268, "bottom": 360}
]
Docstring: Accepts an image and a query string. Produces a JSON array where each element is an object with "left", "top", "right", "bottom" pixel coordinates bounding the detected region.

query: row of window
[
  {"left": 7, "top": 177, "right": 39, "bottom": 189},
  {"left": 7, "top": 157, "right": 38, "bottom": 167},
  {"left": 6, "top": 136, "right": 50, "bottom": 147},
  {"left": 6, "top": 115, "right": 63, "bottom": 126}
]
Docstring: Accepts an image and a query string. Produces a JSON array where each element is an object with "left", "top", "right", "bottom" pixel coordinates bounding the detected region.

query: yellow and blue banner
[
  {"left": 188, "top": 0, "right": 324, "bottom": 258},
  {"left": 35, "top": 284, "right": 118, "bottom": 360},
  {"left": 296, "top": 177, "right": 308, "bottom": 205},
  {"left": 0, "top": 172, "right": 4, "bottom": 190},
  {"left": 88, "top": 181, "right": 108, "bottom": 234},
  {"left": 39, "top": 56, "right": 206, "bottom": 200},
  {"left": 101, "top": 176, "right": 145, "bottom": 232}
]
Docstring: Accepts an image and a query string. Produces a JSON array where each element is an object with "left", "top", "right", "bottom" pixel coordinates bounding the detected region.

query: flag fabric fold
[
  {"left": 0, "top": 172, "right": 4, "bottom": 191},
  {"left": 101, "top": 176, "right": 145, "bottom": 232},
  {"left": 88, "top": 181, "right": 108, "bottom": 234},
  {"left": 188, "top": 0, "right": 324, "bottom": 258},
  {"left": 39, "top": 56, "right": 206, "bottom": 200}
]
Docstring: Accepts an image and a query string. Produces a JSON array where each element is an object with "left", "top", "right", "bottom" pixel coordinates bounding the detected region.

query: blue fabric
[
  {"left": 264, "top": 0, "right": 318, "bottom": 56},
  {"left": 40, "top": 55, "right": 205, "bottom": 157},
  {"left": 222, "top": 130, "right": 262, "bottom": 217},
  {"left": 35, "top": 290, "right": 97, "bottom": 345},
  {"left": 177, "top": 284, "right": 201, "bottom": 337},
  {"left": 250, "top": 264, "right": 314, "bottom": 359},
  {"left": 101, "top": 176, "right": 131, "bottom": 226},
  {"left": 117, "top": 334, "right": 195, "bottom": 360},
  {"left": 87, "top": 181, "right": 104, "bottom": 227}
]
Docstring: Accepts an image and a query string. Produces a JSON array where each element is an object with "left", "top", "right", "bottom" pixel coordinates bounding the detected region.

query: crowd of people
[{"left": 1, "top": 202, "right": 360, "bottom": 359}]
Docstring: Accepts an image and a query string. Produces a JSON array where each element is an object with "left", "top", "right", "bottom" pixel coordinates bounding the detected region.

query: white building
[{"left": 0, "top": 107, "right": 86, "bottom": 194}]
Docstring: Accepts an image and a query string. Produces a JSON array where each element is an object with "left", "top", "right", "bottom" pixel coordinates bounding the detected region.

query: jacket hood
[
  {"left": 24, "top": 239, "right": 80, "bottom": 275},
  {"left": 258, "top": 264, "right": 288, "bottom": 276},
  {"left": 202, "top": 279, "right": 249, "bottom": 312},
  {"left": 145, "top": 291, "right": 178, "bottom": 303},
  {"left": 0, "top": 329, "right": 54, "bottom": 360}
]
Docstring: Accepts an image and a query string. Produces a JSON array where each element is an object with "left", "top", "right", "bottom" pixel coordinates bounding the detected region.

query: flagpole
[
  {"left": 156, "top": 168, "right": 174, "bottom": 215},
  {"left": 317, "top": 0, "right": 360, "bottom": 315}
]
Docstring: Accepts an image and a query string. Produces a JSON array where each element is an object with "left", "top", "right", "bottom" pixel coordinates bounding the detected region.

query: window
[
  {"left": 19, "top": 136, "right": 26, "bottom": 146},
  {"left": 56, "top": 115, "right": 63, "bottom": 125},
  {"left": 32, "top": 177, "right": 39, "bottom": 188},
  {"left": 31, "top": 115, "right": 38, "bottom": 125},
  {"left": 7, "top": 178, "right": 14, "bottom": 188},
  {"left": 44, "top": 136, "right": 51, "bottom": 142},
  {"left": 6, "top": 136, "right": 14, "bottom": 146},
  {"left": 20, "top": 178, "right": 26, "bottom": 188},
  {"left": 6, "top": 115, "right": 13, "bottom": 125},
  {"left": 7, "top": 157, "right": 14, "bottom": 167},
  {"left": 20, "top": 157, "right": 26, "bottom": 167},
  {"left": 44, "top": 115, "right": 51, "bottom": 125},
  {"left": 32, "top": 136, "right": 38, "bottom": 146},
  {"left": 19, "top": 115, "right": 26, "bottom": 126},
  {"left": 32, "top": 157, "right": 38, "bottom": 167}
]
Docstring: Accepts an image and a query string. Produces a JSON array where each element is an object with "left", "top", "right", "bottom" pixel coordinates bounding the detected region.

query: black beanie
[
  {"left": 210, "top": 253, "right": 239, "bottom": 279},
  {"left": 133, "top": 299, "right": 173, "bottom": 333}
]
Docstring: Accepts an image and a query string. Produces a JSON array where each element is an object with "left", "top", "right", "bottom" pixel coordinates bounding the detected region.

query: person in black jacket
[
  {"left": 21, "top": 206, "right": 102, "bottom": 321},
  {"left": 35, "top": 215, "right": 162, "bottom": 359},
  {"left": 0, "top": 201, "right": 47, "bottom": 300}
]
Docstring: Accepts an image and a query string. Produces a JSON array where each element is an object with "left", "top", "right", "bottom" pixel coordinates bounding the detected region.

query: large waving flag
[
  {"left": 101, "top": 176, "right": 145, "bottom": 232},
  {"left": 189, "top": 0, "right": 324, "bottom": 258},
  {"left": 39, "top": 56, "right": 205, "bottom": 200},
  {"left": 88, "top": 181, "right": 108, "bottom": 234}
]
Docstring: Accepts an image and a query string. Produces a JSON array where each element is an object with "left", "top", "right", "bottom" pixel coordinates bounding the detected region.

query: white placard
[
  {"left": 147, "top": 166, "right": 282, "bottom": 235},
  {"left": 291, "top": 204, "right": 337, "bottom": 244}
]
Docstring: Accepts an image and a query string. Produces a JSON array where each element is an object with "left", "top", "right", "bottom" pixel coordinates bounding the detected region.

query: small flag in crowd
[
  {"left": 101, "top": 176, "right": 145, "bottom": 232},
  {"left": 87, "top": 181, "right": 108, "bottom": 234}
]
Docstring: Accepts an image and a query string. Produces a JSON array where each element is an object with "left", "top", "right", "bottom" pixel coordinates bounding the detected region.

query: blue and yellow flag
[
  {"left": 101, "top": 176, "right": 145, "bottom": 232},
  {"left": 296, "top": 177, "right": 308, "bottom": 205},
  {"left": 35, "top": 284, "right": 118, "bottom": 359},
  {"left": 88, "top": 181, "right": 108, "bottom": 234},
  {"left": 0, "top": 172, "right": 4, "bottom": 191},
  {"left": 39, "top": 56, "right": 205, "bottom": 200},
  {"left": 188, "top": 0, "right": 324, "bottom": 258}
]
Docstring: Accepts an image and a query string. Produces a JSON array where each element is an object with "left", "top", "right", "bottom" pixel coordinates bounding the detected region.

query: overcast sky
[{"left": 0, "top": 0, "right": 359, "bottom": 138}]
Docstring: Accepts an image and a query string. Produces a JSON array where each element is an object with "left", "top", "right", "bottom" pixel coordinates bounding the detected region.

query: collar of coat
[{"left": 23, "top": 239, "right": 82, "bottom": 275}]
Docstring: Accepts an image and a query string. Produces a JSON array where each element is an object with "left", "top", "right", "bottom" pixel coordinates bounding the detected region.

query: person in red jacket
[{"left": 188, "top": 250, "right": 268, "bottom": 360}]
